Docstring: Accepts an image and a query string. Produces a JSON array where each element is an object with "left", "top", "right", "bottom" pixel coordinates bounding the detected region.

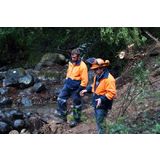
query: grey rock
[
  {"left": 13, "top": 119, "right": 25, "bottom": 130},
  {"left": 0, "top": 112, "right": 6, "bottom": 121},
  {"left": 35, "top": 53, "right": 67, "bottom": 70},
  {"left": 5, "top": 68, "right": 26, "bottom": 80},
  {"left": 18, "top": 74, "right": 34, "bottom": 89},
  {"left": 7, "top": 109, "right": 24, "bottom": 120},
  {"left": 0, "top": 87, "right": 8, "bottom": 95},
  {"left": 28, "top": 116, "right": 44, "bottom": 132},
  {"left": 0, "top": 121, "right": 10, "bottom": 133},
  {"left": 4, "top": 68, "right": 26, "bottom": 87},
  {"left": 9, "top": 130, "right": 19, "bottom": 134},
  {"left": 0, "top": 97, "right": 12, "bottom": 107},
  {"left": 21, "top": 97, "right": 32, "bottom": 107},
  {"left": 33, "top": 82, "right": 46, "bottom": 93}
]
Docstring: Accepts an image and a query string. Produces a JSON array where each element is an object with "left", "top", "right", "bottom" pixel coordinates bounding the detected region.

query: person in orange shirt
[
  {"left": 54, "top": 48, "right": 88, "bottom": 127},
  {"left": 80, "top": 58, "right": 116, "bottom": 133}
]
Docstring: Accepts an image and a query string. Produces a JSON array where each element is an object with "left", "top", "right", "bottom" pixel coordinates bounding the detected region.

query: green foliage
[
  {"left": 108, "top": 123, "right": 130, "bottom": 134},
  {"left": 132, "top": 61, "right": 150, "bottom": 86},
  {"left": 38, "top": 70, "right": 61, "bottom": 79},
  {"left": 0, "top": 27, "right": 101, "bottom": 67},
  {"left": 107, "top": 115, "right": 160, "bottom": 134},
  {"left": 101, "top": 27, "right": 147, "bottom": 48},
  {"left": 0, "top": 27, "right": 148, "bottom": 69},
  {"left": 67, "top": 114, "right": 74, "bottom": 122},
  {"left": 152, "top": 123, "right": 160, "bottom": 133},
  {"left": 27, "top": 51, "right": 43, "bottom": 67},
  {"left": 112, "top": 108, "right": 160, "bottom": 134},
  {"left": 127, "top": 118, "right": 160, "bottom": 134},
  {"left": 81, "top": 112, "right": 89, "bottom": 123},
  {"left": 97, "top": 28, "right": 147, "bottom": 70},
  {"left": 131, "top": 61, "right": 150, "bottom": 105},
  {"left": 0, "top": 28, "right": 37, "bottom": 66},
  {"left": 107, "top": 117, "right": 131, "bottom": 134}
]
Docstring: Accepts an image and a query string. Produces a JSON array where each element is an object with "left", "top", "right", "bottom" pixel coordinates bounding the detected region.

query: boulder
[
  {"left": 5, "top": 68, "right": 26, "bottom": 80},
  {"left": 9, "top": 130, "right": 19, "bottom": 134},
  {"left": 5, "top": 109, "right": 24, "bottom": 120},
  {"left": 4, "top": 68, "right": 26, "bottom": 87},
  {"left": 21, "top": 97, "right": 32, "bottom": 107},
  {"left": 3, "top": 68, "right": 35, "bottom": 89},
  {"left": 35, "top": 53, "right": 67, "bottom": 70},
  {"left": 18, "top": 74, "right": 34, "bottom": 89},
  {"left": 26, "top": 69, "right": 39, "bottom": 83},
  {"left": 0, "top": 97, "right": 12, "bottom": 107},
  {"left": 0, "top": 87, "right": 9, "bottom": 95},
  {"left": 23, "top": 112, "right": 32, "bottom": 119},
  {"left": 32, "top": 82, "right": 46, "bottom": 93},
  {"left": 20, "top": 128, "right": 30, "bottom": 134},
  {"left": 0, "top": 112, "right": 6, "bottom": 121},
  {"left": 28, "top": 116, "right": 45, "bottom": 132},
  {"left": 0, "top": 121, "right": 10, "bottom": 133},
  {"left": 2, "top": 79, "right": 14, "bottom": 87},
  {"left": 13, "top": 119, "right": 25, "bottom": 130}
]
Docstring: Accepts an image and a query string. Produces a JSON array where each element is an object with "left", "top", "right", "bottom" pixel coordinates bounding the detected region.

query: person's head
[
  {"left": 87, "top": 58, "right": 110, "bottom": 76},
  {"left": 93, "top": 67, "right": 104, "bottom": 76},
  {"left": 71, "top": 48, "right": 81, "bottom": 63}
]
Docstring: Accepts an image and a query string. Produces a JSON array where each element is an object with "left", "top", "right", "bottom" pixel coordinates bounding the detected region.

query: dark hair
[{"left": 71, "top": 48, "right": 81, "bottom": 55}]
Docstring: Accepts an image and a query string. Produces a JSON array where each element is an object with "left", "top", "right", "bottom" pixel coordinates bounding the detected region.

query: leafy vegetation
[
  {"left": 0, "top": 27, "right": 151, "bottom": 69},
  {"left": 106, "top": 111, "right": 160, "bottom": 134},
  {"left": 106, "top": 117, "right": 131, "bottom": 134},
  {"left": 0, "top": 27, "right": 159, "bottom": 134},
  {"left": 101, "top": 27, "right": 147, "bottom": 49},
  {"left": 107, "top": 50, "right": 160, "bottom": 134}
]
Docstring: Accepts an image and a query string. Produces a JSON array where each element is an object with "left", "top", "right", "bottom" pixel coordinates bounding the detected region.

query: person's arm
[
  {"left": 80, "top": 63, "right": 88, "bottom": 88},
  {"left": 77, "top": 63, "right": 88, "bottom": 93},
  {"left": 80, "top": 85, "right": 92, "bottom": 96},
  {"left": 66, "top": 63, "right": 70, "bottom": 79},
  {"left": 104, "top": 78, "right": 116, "bottom": 100}
]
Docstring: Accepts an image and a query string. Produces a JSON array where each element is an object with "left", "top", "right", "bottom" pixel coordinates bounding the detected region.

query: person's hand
[
  {"left": 80, "top": 89, "right": 87, "bottom": 96},
  {"left": 76, "top": 86, "right": 85, "bottom": 95},
  {"left": 95, "top": 98, "right": 101, "bottom": 108}
]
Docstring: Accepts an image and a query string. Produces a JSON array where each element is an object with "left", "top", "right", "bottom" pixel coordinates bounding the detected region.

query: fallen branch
[
  {"left": 149, "top": 78, "right": 160, "bottom": 84},
  {"left": 145, "top": 31, "right": 159, "bottom": 43}
]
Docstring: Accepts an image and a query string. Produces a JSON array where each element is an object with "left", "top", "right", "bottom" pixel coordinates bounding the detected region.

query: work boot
[
  {"left": 69, "top": 119, "right": 80, "bottom": 128},
  {"left": 69, "top": 120, "right": 78, "bottom": 128}
]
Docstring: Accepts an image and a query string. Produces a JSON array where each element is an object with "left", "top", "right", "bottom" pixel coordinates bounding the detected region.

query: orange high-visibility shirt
[
  {"left": 92, "top": 73, "right": 116, "bottom": 100},
  {"left": 66, "top": 61, "right": 88, "bottom": 87}
]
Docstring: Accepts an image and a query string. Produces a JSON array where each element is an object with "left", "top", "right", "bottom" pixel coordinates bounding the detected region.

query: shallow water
[
  {"left": 21, "top": 103, "right": 56, "bottom": 115},
  {"left": 0, "top": 103, "right": 57, "bottom": 119}
]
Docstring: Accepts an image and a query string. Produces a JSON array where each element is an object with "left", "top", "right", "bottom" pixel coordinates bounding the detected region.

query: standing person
[
  {"left": 54, "top": 48, "right": 88, "bottom": 127},
  {"left": 80, "top": 58, "right": 116, "bottom": 134}
]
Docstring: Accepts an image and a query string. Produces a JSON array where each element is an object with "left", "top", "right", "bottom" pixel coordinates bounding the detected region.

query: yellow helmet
[{"left": 88, "top": 58, "right": 110, "bottom": 70}]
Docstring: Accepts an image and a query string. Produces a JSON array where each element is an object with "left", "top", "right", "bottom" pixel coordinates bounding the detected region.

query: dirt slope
[{"left": 39, "top": 44, "right": 160, "bottom": 134}]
